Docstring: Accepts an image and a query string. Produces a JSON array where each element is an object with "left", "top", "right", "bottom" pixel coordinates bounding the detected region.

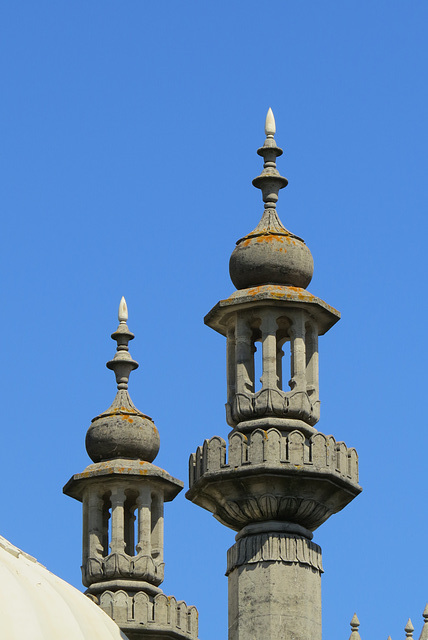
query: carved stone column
[
  {"left": 110, "top": 487, "right": 126, "bottom": 554},
  {"left": 260, "top": 313, "right": 278, "bottom": 390},
  {"left": 290, "top": 310, "right": 306, "bottom": 392},
  {"left": 136, "top": 487, "right": 152, "bottom": 555},
  {"left": 151, "top": 492, "right": 164, "bottom": 563},
  {"left": 235, "top": 315, "right": 253, "bottom": 395},
  {"left": 87, "top": 491, "right": 104, "bottom": 559}
]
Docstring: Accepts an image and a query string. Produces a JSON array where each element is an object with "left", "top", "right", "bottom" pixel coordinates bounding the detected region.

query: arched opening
[
  {"left": 253, "top": 340, "right": 262, "bottom": 392},
  {"left": 276, "top": 316, "right": 291, "bottom": 391},
  {"left": 102, "top": 493, "right": 111, "bottom": 557},
  {"left": 124, "top": 491, "right": 138, "bottom": 556}
]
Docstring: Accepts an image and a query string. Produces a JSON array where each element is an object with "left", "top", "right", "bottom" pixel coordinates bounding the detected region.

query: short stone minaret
[
  {"left": 64, "top": 298, "right": 198, "bottom": 640},
  {"left": 186, "top": 110, "right": 362, "bottom": 640}
]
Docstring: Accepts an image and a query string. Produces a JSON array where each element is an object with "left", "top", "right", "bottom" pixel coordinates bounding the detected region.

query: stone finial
[
  {"left": 85, "top": 297, "right": 160, "bottom": 464},
  {"left": 349, "top": 613, "right": 362, "bottom": 640},
  {"left": 419, "top": 607, "right": 428, "bottom": 640},
  {"left": 107, "top": 297, "right": 138, "bottom": 390},
  {"left": 265, "top": 107, "right": 276, "bottom": 138},
  {"left": 228, "top": 110, "right": 314, "bottom": 290},
  {"left": 118, "top": 296, "right": 128, "bottom": 323},
  {"left": 405, "top": 619, "right": 414, "bottom": 640},
  {"left": 252, "top": 108, "right": 288, "bottom": 206}
]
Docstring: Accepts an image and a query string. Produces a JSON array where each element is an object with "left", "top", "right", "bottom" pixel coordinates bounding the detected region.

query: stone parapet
[
  {"left": 189, "top": 428, "right": 359, "bottom": 487},
  {"left": 98, "top": 590, "right": 198, "bottom": 640},
  {"left": 226, "top": 532, "right": 323, "bottom": 575},
  {"left": 186, "top": 427, "right": 361, "bottom": 531}
]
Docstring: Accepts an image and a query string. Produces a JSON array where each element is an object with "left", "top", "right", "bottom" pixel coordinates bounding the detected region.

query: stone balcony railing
[
  {"left": 189, "top": 428, "right": 359, "bottom": 488},
  {"left": 187, "top": 427, "right": 361, "bottom": 532},
  {"left": 99, "top": 590, "right": 199, "bottom": 640}
]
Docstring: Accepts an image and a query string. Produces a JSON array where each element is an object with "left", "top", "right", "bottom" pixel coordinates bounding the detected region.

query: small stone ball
[
  {"left": 229, "top": 233, "right": 314, "bottom": 290},
  {"left": 86, "top": 411, "right": 160, "bottom": 463}
]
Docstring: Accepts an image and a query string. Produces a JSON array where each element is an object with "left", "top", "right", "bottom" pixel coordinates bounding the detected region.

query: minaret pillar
[
  {"left": 64, "top": 297, "right": 199, "bottom": 640},
  {"left": 226, "top": 525, "right": 322, "bottom": 640},
  {"left": 187, "top": 109, "right": 361, "bottom": 640}
]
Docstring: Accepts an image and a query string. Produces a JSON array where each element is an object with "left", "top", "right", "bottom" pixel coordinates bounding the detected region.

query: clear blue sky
[{"left": 1, "top": 3, "right": 427, "bottom": 639}]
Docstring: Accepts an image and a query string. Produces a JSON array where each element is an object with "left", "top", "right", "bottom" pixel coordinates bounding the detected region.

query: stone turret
[
  {"left": 186, "top": 110, "right": 362, "bottom": 640},
  {"left": 64, "top": 298, "right": 198, "bottom": 640}
]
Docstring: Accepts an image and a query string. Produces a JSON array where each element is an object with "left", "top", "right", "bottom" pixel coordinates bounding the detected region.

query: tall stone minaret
[
  {"left": 186, "top": 110, "right": 362, "bottom": 640},
  {"left": 64, "top": 298, "right": 198, "bottom": 640}
]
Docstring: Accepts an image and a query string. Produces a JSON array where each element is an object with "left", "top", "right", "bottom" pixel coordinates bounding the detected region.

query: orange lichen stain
[{"left": 286, "top": 286, "right": 316, "bottom": 302}]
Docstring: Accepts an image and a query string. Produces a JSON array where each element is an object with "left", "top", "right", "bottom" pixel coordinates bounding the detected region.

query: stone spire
[
  {"left": 85, "top": 297, "right": 159, "bottom": 464},
  {"left": 205, "top": 110, "right": 341, "bottom": 434},
  {"left": 64, "top": 299, "right": 199, "bottom": 640},
  {"left": 406, "top": 620, "right": 415, "bottom": 640},
  {"left": 229, "top": 108, "right": 313, "bottom": 290},
  {"left": 419, "top": 604, "right": 428, "bottom": 640},
  {"left": 187, "top": 112, "right": 361, "bottom": 640},
  {"left": 349, "top": 614, "right": 362, "bottom": 640}
]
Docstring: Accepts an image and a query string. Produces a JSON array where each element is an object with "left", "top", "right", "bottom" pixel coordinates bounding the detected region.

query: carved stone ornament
[
  {"left": 99, "top": 589, "right": 199, "bottom": 639},
  {"left": 226, "top": 532, "right": 323, "bottom": 575},
  {"left": 187, "top": 427, "right": 361, "bottom": 532},
  {"left": 230, "top": 387, "right": 320, "bottom": 427},
  {"left": 83, "top": 552, "right": 164, "bottom": 587}
]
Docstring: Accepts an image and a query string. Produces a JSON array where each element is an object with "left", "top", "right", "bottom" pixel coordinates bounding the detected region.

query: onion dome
[
  {"left": 0, "top": 535, "right": 127, "bottom": 640},
  {"left": 229, "top": 108, "right": 314, "bottom": 290},
  {"left": 85, "top": 297, "right": 160, "bottom": 463}
]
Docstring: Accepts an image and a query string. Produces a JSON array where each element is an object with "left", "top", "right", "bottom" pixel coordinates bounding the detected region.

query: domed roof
[
  {"left": 0, "top": 535, "right": 128, "bottom": 640},
  {"left": 229, "top": 109, "right": 314, "bottom": 290}
]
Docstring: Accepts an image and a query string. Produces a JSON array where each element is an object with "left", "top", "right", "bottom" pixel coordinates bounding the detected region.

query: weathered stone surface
[
  {"left": 229, "top": 108, "right": 314, "bottom": 292},
  {"left": 64, "top": 459, "right": 183, "bottom": 502},
  {"left": 229, "top": 226, "right": 314, "bottom": 290},
  {"left": 205, "top": 288, "right": 339, "bottom": 431},
  {"left": 187, "top": 427, "right": 361, "bottom": 531},
  {"left": 65, "top": 300, "right": 199, "bottom": 639},
  {"left": 226, "top": 532, "right": 323, "bottom": 575},
  {"left": 86, "top": 389, "right": 160, "bottom": 463},
  {"left": 185, "top": 112, "right": 362, "bottom": 640},
  {"left": 228, "top": 534, "right": 322, "bottom": 640},
  {"left": 98, "top": 590, "right": 198, "bottom": 640}
]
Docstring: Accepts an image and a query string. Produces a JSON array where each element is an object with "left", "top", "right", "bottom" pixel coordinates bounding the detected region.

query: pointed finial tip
[
  {"left": 405, "top": 619, "right": 414, "bottom": 634},
  {"left": 265, "top": 107, "right": 276, "bottom": 138},
  {"left": 350, "top": 613, "right": 360, "bottom": 628},
  {"left": 118, "top": 296, "right": 128, "bottom": 323}
]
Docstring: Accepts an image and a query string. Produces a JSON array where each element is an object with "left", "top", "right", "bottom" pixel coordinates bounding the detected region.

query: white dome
[{"left": 0, "top": 535, "right": 128, "bottom": 640}]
